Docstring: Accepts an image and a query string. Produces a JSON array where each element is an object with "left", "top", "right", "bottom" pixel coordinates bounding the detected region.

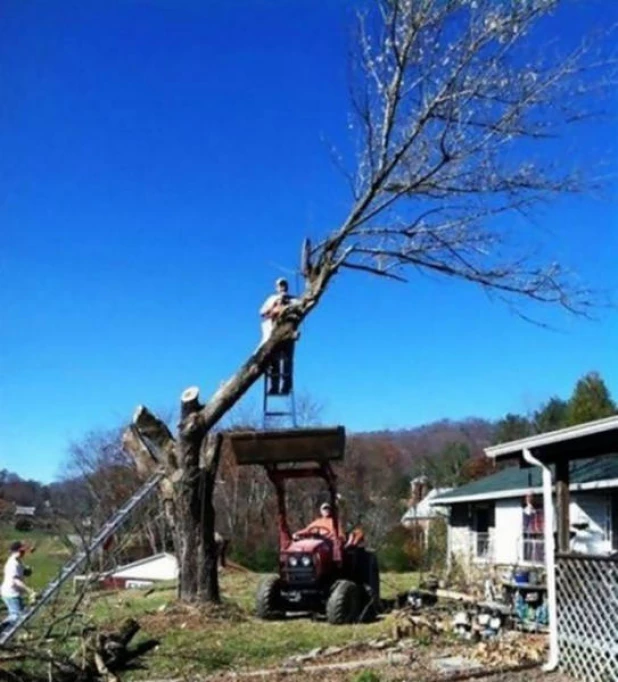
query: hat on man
[
  {"left": 276, "top": 277, "right": 288, "bottom": 287},
  {"left": 9, "top": 540, "right": 25, "bottom": 553},
  {"left": 320, "top": 502, "right": 332, "bottom": 512}
]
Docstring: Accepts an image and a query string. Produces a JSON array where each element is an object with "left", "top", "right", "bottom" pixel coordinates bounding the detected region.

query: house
[
  {"left": 483, "top": 416, "right": 618, "bottom": 682},
  {"left": 431, "top": 455, "right": 618, "bottom": 569},
  {"left": 401, "top": 476, "right": 451, "bottom": 530}
]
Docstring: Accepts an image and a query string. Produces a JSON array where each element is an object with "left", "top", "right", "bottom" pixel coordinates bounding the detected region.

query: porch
[{"left": 485, "top": 415, "right": 618, "bottom": 681}]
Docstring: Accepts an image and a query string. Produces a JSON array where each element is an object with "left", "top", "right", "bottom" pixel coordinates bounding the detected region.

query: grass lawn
[
  {"left": 17, "top": 569, "right": 418, "bottom": 679},
  {"left": 1, "top": 528, "right": 420, "bottom": 679},
  {"left": 88, "top": 570, "right": 419, "bottom": 678}
]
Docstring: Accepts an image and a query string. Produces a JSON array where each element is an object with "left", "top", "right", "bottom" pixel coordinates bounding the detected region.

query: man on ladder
[{"left": 260, "top": 277, "right": 298, "bottom": 395}]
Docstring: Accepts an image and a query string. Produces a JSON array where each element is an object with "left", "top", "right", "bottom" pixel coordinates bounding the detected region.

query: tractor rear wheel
[
  {"left": 256, "top": 575, "right": 283, "bottom": 620},
  {"left": 326, "top": 580, "right": 361, "bottom": 624}
]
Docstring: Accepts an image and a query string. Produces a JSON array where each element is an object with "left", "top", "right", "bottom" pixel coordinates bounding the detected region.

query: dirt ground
[
  {"left": 198, "top": 641, "right": 571, "bottom": 682},
  {"left": 202, "top": 666, "right": 572, "bottom": 682}
]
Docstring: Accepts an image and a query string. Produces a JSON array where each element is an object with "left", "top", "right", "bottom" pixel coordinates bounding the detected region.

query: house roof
[
  {"left": 109, "top": 552, "right": 176, "bottom": 575},
  {"left": 14, "top": 506, "right": 36, "bottom": 516},
  {"left": 484, "top": 415, "right": 618, "bottom": 463},
  {"left": 401, "top": 488, "right": 451, "bottom": 522},
  {"left": 431, "top": 455, "right": 618, "bottom": 505}
]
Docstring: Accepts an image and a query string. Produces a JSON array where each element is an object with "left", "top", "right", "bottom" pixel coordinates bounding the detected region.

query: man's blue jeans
[{"left": 1, "top": 596, "right": 24, "bottom": 629}]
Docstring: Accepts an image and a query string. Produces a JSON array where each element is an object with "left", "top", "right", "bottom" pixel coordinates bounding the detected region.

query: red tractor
[{"left": 229, "top": 427, "right": 380, "bottom": 625}]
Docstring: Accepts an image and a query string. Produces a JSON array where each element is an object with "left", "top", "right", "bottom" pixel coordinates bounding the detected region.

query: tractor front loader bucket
[{"left": 228, "top": 426, "right": 345, "bottom": 466}]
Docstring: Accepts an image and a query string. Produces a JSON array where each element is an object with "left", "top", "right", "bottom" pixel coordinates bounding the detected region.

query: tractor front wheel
[
  {"left": 256, "top": 575, "right": 283, "bottom": 620},
  {"left": 326, "top": 580, "right": 361, "bottom": 625}
]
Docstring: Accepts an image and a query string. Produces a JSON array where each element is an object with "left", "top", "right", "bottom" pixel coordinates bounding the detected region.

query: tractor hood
[{"left": 286, "top": 538, "right": 328, "bottom": 554}]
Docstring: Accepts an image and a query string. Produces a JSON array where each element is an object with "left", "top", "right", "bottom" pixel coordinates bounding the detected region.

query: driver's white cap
[{"left": 320, "top": 502, "right": 332, "bottom": 511}]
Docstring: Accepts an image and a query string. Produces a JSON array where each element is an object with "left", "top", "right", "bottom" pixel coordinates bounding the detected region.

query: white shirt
[
  {"left": 1, "top": 554, "right": 24, "bottom": 598},
  {"left": 259, "top": 293, "right": 298, "bottom": 344}
]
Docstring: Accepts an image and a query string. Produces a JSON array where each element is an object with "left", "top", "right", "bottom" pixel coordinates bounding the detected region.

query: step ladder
[
  {"left": 0, "top": 470, "right": 164, "bottom": 647},
  {"left": 263, "top": 371, "right": 297, "bottom": 430}
]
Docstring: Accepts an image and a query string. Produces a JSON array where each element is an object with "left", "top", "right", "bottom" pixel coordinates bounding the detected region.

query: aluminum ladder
[
  {"left": 263, "top": 372, "right": 297, "bottom": 429},
  {"left": 0, "top": 470, "right": 163, "bottom": 647}
]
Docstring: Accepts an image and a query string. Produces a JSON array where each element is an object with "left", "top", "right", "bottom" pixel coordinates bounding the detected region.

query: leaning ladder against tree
[
  {"left": 0, "top": 471, "right": 164, "bottom": 647},
  {"left": 121, "top": 0, "right": 614, "bottom": 604}
]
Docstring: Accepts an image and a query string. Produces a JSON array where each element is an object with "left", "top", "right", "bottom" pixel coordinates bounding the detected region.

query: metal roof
[
  {"left": 484, "top": 415, "right": 618, "bottom": 462},
  {"left": 431, "top": 454, "right": 618, "bottom": 505}
]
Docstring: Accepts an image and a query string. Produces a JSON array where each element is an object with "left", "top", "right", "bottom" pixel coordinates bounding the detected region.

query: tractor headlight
[
  {"left": 300, "top": 555, "right": 312, "bottom": 567},
  {"left": 288, "top": 556, "right": 299, "bottom": 567}
]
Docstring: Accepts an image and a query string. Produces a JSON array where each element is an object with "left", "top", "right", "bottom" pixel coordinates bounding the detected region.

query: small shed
[
  {"left": 14, "top": 506, "right": 36, "bottom": 517},
  {"left": 104, "top": 552, "right": 178, "bottom": 589},
  {"left": 74, "top": 553, "right": 179, "bottom": 591}
]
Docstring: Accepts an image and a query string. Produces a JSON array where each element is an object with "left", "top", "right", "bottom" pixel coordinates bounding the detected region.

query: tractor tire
[
  {"left": 326, "top": 580, "right": 361, "bottom": 625},
  {"left": 256, "top": 575, "right": 283, "bottom": 620}
]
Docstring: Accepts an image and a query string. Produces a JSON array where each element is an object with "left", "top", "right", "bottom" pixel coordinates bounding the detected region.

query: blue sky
[{"left": 1, "top": 1, "right": 617, "bottom": 484}]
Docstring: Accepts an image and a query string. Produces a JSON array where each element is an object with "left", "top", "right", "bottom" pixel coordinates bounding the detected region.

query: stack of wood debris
[
  {"left": 391, "top": 608, "right": 450, "bottom": 640},
  {"left": 1, "top": 618, "right": 158, "bottom": 682},
  {"left": 473, "top": 633, "right": 547, "bottom": 667}
]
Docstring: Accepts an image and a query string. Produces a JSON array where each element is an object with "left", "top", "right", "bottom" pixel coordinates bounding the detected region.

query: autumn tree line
[{"left": 1, "top": 371, "right": 614, "bottom": 572}]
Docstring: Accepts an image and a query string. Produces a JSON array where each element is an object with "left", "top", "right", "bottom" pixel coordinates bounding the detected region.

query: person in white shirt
[
  {"left": 1, "top": 541, "right": 35, "bottom": 631},
  {"left": 259, "top": 278, "right": 298, "bottom": 395}
]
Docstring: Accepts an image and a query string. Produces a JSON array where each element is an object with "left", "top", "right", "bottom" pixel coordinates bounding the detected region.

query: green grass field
[
  {"left": 0, "top": 526, "right": 70, "bottom": 590},
  {"left": 2, "top": 527, "right": 419, "bottom": 679},
  {"left": 82, "top": 569, "right": 419, "bottom": 678}
]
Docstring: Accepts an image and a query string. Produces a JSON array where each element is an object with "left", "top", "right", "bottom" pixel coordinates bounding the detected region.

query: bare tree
[
  {"left": 122, "top": 0, "right": 613, "bottom": 603},
  {"left": 57, "top": 429, "right": 171, "bottom": 563}
]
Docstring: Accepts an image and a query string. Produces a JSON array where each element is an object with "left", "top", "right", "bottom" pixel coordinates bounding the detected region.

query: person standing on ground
[{"left": 1, "top": 540, "right": 36, "bottom": 631}]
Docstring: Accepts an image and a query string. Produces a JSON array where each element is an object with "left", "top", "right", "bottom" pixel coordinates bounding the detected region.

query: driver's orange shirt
[{"left": 297, "top": 517, "right": 341, "bottom": 539}]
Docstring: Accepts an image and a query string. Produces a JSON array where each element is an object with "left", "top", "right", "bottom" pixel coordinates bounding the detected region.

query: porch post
[
  {"left": 523, "top": 448, "right": 558, "bottom": 671},
  {"left": 555, "top": 458, "right": 570, "bottom": 553}
]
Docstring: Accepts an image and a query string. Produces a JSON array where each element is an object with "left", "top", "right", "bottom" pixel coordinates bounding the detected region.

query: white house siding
[
  {"left": 494, "top": 499, "right": 524, "bottom": 565},
  {"left": 449, "top": 503, "right": 472, "bottom": 567},
  {"left": 450, "top": 523, "right": 472, "bottom": 564},
  {"left": 445, "top": 491, "right": 615, "bottom": 572}
]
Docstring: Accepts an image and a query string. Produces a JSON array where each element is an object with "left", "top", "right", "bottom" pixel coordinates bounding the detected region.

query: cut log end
[
  {"left": 181, "top": 386, "right": 203, "bottom": 419},
  {"left": 181, "top": 386, "right": 200, "bottom": 403}
]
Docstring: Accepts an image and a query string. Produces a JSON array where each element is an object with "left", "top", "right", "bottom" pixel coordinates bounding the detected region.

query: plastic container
[{"left": 514, "top": 570, "right": 530, "bottom": 585}]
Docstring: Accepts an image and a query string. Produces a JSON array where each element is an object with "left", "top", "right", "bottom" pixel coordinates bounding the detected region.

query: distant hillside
[{"left": 355, "top": 417, "right": 495, "bottom": 468}]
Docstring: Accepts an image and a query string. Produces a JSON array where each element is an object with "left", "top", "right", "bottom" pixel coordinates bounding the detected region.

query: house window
[
  {"left": 474, "top": 505, "right": 494, "bottom": 560},
  {"left": 522, "top": 494, "right": 545, "bottom": 563}
]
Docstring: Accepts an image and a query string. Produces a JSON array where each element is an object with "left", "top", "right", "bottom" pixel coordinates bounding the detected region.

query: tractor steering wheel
[
  {"left": 306, "top": 529, "right": 334, "bottom": 541},
  {"left": 294, "top": 528, "right": 333, "bottom": 541}
]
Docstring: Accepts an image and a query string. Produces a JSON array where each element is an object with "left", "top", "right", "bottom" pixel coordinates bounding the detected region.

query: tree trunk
[
  {"left": 122, "top": 305, "right": 309, "bottom": 604},
  {"left": 122, "top": 398, "right": 225, "bottom": 603}
]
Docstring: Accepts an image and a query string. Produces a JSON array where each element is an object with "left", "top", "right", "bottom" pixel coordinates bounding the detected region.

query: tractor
[{"left": 228, "top": 426, "right": 380, "bottom": 624}]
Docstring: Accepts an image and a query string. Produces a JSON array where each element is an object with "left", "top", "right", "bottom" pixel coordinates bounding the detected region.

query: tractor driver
[
  {"left": 293, "top": 503, "right": 368, "bottom": 547},
  {"left": 293, "top": 502, "right": 341, "bottom": 541}
]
